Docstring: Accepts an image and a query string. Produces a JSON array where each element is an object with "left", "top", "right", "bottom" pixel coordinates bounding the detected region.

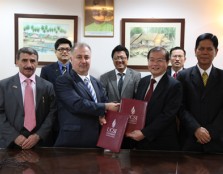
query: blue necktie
[{"left": 84, "top": 77, "right": 97, "bottom": 102}]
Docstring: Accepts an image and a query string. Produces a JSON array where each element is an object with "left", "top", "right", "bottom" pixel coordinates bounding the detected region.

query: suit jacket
[
  {"left": 100, "top": 68, "right": 141, "bottom": 102},
  {"left": 40, "top": 62, "right": 72, "bottom": 86},
  {"left": 177, "top": 66, "right": 223, "bottom": 153},
  {"left": 0, "top": 74, "right": 56, "bottom": 148},
  {"left": 135, "top": 72, "right": 182, "bottom": 150},
  {"left": 54, "top": 69, "right": 108, "bottom": 147}
]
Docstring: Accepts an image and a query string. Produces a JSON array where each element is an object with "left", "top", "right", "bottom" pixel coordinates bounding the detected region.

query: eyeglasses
[
  {"left": 113, "top": 56, "right": 127, "bottom": 61},
  {"left": 148, "top": 58, "right": 166, "bottom": 63},
  {"left": 57, "top": 48, "right": 71, "bottom": 52}
]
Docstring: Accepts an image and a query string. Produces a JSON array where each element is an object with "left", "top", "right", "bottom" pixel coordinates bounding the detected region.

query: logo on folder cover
[
  {"left": 106, "top": 119, "right": 117, "bottom": 138},
  {"left": 128, "top": 106, "right": 138, "bottom": 124}
]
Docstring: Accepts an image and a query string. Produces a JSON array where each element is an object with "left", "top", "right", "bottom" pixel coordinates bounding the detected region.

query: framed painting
[
  {"left": 84, "top": 0, "right": 114, "bottom": 37},
  {"left": 14, "top": 14, "right": 78, "bottom": 65},
  {"left": 121, "top": 18, "right": 185, "bottom": 69}
]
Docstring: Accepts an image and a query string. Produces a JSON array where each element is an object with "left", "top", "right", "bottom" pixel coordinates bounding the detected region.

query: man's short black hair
[
  {"left": 111, "top": 45, "right": 129, "bottom": 59},
  {"left": 54, "top": 38, "right": 72, "bottom": 50}
]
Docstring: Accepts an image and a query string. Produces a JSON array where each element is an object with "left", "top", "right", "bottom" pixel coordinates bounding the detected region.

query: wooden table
[{"left": 0, "top": 148, "right": 223, "bottom": 173}]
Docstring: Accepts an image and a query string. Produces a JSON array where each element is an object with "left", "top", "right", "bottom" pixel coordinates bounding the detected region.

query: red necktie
[
  {"left": 24, "top": 79, "right": 36, "bottom": 131},
  {"left": 173, "top": 72, "right": 177, "bottom": 79},
  {"left": 144, "top": 79, "right": 156, "bottom": 101}
]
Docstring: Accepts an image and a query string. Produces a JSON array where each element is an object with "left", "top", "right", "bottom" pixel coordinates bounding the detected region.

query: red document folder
[
  {"left": 97, "top": 111, "right": 129, "bottom": 153},
  {"left": 119, "top": 98, "right": 148, "bottom": 134}
]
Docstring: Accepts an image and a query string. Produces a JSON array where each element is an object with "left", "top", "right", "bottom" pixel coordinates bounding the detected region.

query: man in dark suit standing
[
  {"left": 167, "top": 46, "right": 186, "bottom": 78},
  {"left": 40, "top": 38, "right": 72, "bottom": 145},
  {"left": 126, "top": 47, "right": 182, "bottom": 151},
  {"left": 40, "top": 38, "right": 72, "bottom": 86},
  {"left": 100, "top": 45, "right": 141, "bottom": 102},
  {"left": 54, "top": 43, "right": 120, "bottom": 147},
  {"left": 177, "top": 33, "right": 223, "bottom": 153},
  {"left": 0, "top": 47, "right": 56, "bottom": 149}
]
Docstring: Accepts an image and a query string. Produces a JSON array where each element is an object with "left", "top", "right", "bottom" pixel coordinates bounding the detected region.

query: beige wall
[{"left": 1, "top": 0, "right": 223, "bottom": 79}]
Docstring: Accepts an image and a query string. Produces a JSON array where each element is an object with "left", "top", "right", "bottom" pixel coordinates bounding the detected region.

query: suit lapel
[
  {"left": 54, "top": 63, "right": 62, "bottom": 77},
  {"left": 71, "top": 71, "right": 94, "bottom": 101},
  {"left": 110, "top": 70, "right": 120, "bottom": 99},
  {"left": 10, "top": 74, "right": 23, "bottom": 109},
  {"left": 202, "top": 67, "right": 218, "bottom": 99},
  {"left": 191, "top": 66, "right": 203, "bottom": 89},
  {"left": 35, "top": 76, "right": 43, "bottom": 111},
  {"left": 121, "top": 69, "right": 130, "bottom": 95}
]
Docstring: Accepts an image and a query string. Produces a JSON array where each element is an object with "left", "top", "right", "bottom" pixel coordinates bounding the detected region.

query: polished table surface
[{"left": 0, "top": 148, "right": 223, "bottom": 174}]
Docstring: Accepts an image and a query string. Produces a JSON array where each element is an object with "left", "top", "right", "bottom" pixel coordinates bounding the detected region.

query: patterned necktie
[
  {"left": 144, "top": 79, "right": 156, "bottom": 102},
  {"left": 118, "top": 73, "right": 124, "bottom": 96},
  {"left": 84, "top": 77, "right": 97, "bottom": 102},
  {"left": 202, "top": 72, "right": 208, "bottom": 86},
  {"left": 24, "top": 79, "right": 36, "bottom": 131},
  {"left": 62, "top": 65, "right": 67, "bottom": 74}
]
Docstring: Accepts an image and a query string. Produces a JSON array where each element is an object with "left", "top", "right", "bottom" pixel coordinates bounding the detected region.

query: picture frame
[
  {"left": 14, "top": 13, "right": 78, "bottom": 65},
  {"left": 84, "top": 0, "right": 114, "bottom": 37},
  {"left": 121, "top": 18, "right": 185, "bottom": 70}
]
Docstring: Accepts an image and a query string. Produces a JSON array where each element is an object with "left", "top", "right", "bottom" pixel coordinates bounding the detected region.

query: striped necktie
[{"left": 84, "top": 77, "right": 97, "bottom": 102}]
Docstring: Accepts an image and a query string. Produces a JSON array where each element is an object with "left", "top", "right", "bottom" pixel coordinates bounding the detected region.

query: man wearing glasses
[
  {"left": 127, "top": 46, "right": 182, "bottom": 151},
  {"left": 40, "top": 38, "right": 72, "bottom": 87},
  {"left": 40, "top": 38, "right": 72, "bottom": 146},
  {"left": 100, "top": 45, "right": 141, "bottom": 103}
]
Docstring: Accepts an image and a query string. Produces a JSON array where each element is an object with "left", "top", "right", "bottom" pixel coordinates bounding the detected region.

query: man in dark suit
[
  {"left": 40, "top": 38, "right": 72, "bottom": 145},
  {"left": 100, "top": 45, "right": 141, "bottom": 102},
  {"left": 54, "top": 43, "right": 120, "bottom": 147},
  {"left": 167, "top": 46, "right": 186, "bottom": 78},
  {"left": 0, "top": 47, "right": 56, "bottom": 149},
  {"left": 177, "top": 33, "right": 223, "bottom": 153},
  {"left": 126, "top": 47, "right": 182, "bottom": 151},
  {"left": 40, "top": 38, "right": 72, "bottom": 86}
]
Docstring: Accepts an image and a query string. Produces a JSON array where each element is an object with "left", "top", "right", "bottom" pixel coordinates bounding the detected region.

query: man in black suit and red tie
[
  {"left": 127, "top": 46, "right": 182, "bottom": 151},
  {"left": 177, "top": 33, "right": 223, "bottom": 153},
  {"left": 167, "top": 46, "right": 186, "bottom": 79}
]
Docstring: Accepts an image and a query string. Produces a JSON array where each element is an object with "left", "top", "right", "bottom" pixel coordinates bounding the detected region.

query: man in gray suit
[
  {"left": 100, "top": 45, "right": 141, "bottom": 102},
  {"left": 0, "top": 47, "right": 56, "bottom": 149}
]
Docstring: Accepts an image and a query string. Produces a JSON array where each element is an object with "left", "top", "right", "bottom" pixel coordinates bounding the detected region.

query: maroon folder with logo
[
  {"left": 119, "top": 98, "right": 148, "bottom": 134},
  {"left": 97, "top": 111, "right": 129, "bottom": 153}
]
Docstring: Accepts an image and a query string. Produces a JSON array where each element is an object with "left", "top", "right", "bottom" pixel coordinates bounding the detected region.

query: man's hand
[
  {"left": 126, "top": 130, "right": 145, "bottom": 141},
  {"left": 21, "top": 134, "right": 40, "bottom": 149},
  {"left": 14, "top": 135, "right": 27, "bottom": 147},
  {"left": 195, "top": 127, "right": 211, "bottom": 144},
  {"left": 105, "top": 103, "right": 120, "bottom": 112},
  {"left": 99, "top": 116, "right": 107, "bottom": 125}
]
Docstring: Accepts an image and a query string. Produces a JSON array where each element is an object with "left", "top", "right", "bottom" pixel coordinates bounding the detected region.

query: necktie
[
  {"left": 24, "top": 79, "right": 36, "bottom": 132},
  {"left": 118, "top": 73, "right": 124, "bottom": 95},
  {"left": 173, "top": 72, "right": 177, "bottom": 79},
  {"left": 144, "top": 79, "right": 156, "bottom": 101},
  {"left": 84, "top": 77, "right": 97, "bottom": 102},
  {"left": 202, "top": 72, "right": 208, "bottom": 86},
  {"left": 62, "top": 65, "right": 67, "bottom": 74}
]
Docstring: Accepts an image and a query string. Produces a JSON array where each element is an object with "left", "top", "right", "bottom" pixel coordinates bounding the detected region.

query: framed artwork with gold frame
[{"left": 84, "top": 0, "right": 114, "bottom": 37}]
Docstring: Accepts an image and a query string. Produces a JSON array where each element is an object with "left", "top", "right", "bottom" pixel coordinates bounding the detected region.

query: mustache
[{"left": 24, "top": 67, "right": 34, "bottom": 70}]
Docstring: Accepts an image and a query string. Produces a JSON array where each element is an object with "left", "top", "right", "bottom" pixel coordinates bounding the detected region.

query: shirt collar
[
  {"left": 151, "top": 72, "right": 166, "bottom": 84},
  {"left": 19, "top": 72, "right": 36, "bottom": 84},
  {"left": 197, "top": 64, "right": 212, "bottom": 76},
  {"left": 115, "top": 68, "right": 127, "bottom": 75}
]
